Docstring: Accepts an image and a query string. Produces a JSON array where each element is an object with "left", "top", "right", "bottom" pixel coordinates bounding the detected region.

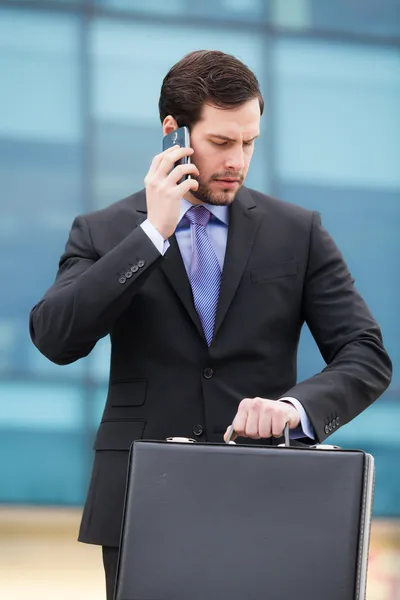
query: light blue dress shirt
[{"left": 141, "top": 199, "right": 314, "bottom": 440}]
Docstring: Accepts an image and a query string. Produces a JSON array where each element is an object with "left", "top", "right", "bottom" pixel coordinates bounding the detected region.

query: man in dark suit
[{"left": 29, "top": 50, "right": 392, "bottom": 599}]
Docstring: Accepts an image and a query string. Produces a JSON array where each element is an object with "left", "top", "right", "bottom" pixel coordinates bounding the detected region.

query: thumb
[
  {"left": 285, "top": 404, "right": 300, "bottom": 428},
  {"left": 224, "top": 425, "right": 238, "bottom": 442}
]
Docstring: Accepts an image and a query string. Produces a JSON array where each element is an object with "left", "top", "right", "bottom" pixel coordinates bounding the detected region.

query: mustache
[{"left": 209, "top": 172, "right": 244, "bottom": 181}]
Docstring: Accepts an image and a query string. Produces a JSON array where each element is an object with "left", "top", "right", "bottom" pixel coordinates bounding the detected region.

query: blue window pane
[
  {"left": 271, "top": 0, "right": 400, "bottom": 37},
  {"left": 89, "top": 20, "right": 268, "bottom": 207},
  {"left": 0, "top": 382, "right": 83, "bottom": 430},
  {"left": 0, "top": 10, "right": 81, "bottom": 143},
  {"left": 89, "top": 336, "right": 111, "bottom": 384},
  {"left": 0, "top": 9, "right": 83, "bottom": 376},
  {"left": 274, "top": 39, "right": 400, "bottom": 189},
  {"left": 95, "top": 0, "right": 186, "bottom": 14},
  {"left": 17, "top": 0, "right": 81, "bottom": 3},
  {"left": 310, "top": 0, "right": 400, "bottom": 37},
  {"left": 0, "top": 382, "right": 87, "bottom": 504},
  {"left": 93, "top": 383, "right": 109, "bottom": 429},
  {"left": 94, "top": 0, "right": 266, "bottom": 22}
]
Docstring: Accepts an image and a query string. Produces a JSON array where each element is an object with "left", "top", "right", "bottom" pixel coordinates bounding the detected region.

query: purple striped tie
[{"left": 186, "top": 206, "right": 222, "bottom": 346}]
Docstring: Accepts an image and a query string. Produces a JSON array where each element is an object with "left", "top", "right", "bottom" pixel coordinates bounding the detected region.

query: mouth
[
  {"left": 212, "top": 178, "right": 241, "bottom": 188},
  {"left": 214, "top": 178, "right": 241, "bottom": 182}
]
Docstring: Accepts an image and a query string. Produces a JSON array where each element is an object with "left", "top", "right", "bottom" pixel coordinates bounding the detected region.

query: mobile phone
[{"left": 162, "top": 126, "right": 191, "bottom": 184}]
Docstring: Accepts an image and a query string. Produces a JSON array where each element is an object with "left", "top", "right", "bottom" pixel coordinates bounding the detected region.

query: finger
[
  {"left": 231, "top": 405, "right": 248, "bottom": 438},
  {"left": 146, "top": 146, "right": 178, "bottom": 180},
  {"left": 286, "top": 405, "right": 300, "bottom": 429},
  {"left": 223, "top": 426, "right": 238, "bottom": 443},
  {"left": 271, "top": 413, "right": 288, "bottom": 438},
  {"left": 167, "top": 163, "right": 199, "bottom": 185},
  {"left": 157, "top": 147, "right": 194, "bottom": 176},
  {"left": 258, "top": 410, "right": 273, "bottom": 438},
  {"left": 244, "top": 408, "right": 261, "bottom": 439},
  {"left": 176, "top": 177, "right": 199, "bottom": 196}
]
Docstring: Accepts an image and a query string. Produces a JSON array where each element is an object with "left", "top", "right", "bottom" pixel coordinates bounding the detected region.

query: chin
[
  {"left": 191, "top": 185, "right": 241, "bottom": 206},
  {"left": 206, "top": 193, "right": 236, "bottom": 207}
]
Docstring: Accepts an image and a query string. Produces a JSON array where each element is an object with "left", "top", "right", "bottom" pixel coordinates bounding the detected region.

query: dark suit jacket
[{"left": 29, "top": 187, "right": 392, "bottom": 547}]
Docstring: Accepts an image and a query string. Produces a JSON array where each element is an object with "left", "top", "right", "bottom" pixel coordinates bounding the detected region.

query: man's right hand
[{"left": 144, "top": 145, "right": 200, "bottom": 240}]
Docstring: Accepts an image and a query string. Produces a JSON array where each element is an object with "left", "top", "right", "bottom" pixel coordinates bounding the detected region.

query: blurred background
[{"left": 0, "top": 0, "right": 399, "bottom": 598}]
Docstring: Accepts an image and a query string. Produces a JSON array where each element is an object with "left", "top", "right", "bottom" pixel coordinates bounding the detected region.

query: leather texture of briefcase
[{"left": 114, "top": 431, "right": 375, "bottom": 600}]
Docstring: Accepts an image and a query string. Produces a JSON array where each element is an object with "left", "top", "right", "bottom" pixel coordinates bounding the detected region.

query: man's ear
[{"left": 162, "top": 115, "right": 179, "bottom": 136}]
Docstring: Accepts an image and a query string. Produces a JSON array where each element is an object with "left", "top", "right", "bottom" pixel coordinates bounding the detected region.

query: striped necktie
[{"left": 185, "top": 205, "right": 222, "bottom": 346}]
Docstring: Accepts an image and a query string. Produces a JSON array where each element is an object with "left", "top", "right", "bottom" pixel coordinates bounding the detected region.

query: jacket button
[
  {"left": 324, "top": 425, "right": 329, "bottom": 434},
  {"left": 131, "top": 265, "right": 139, "bottom": 273},
  {"left": 118, "top": 276, "right": 126, "bottom": 284},
  {"left": 336, "top": 417, "right": 340, "bottom": 426},
  {"left": 125, "top": 271, "right": 133, "bottom": 278},
  {"left": 203, "top": 367, "right": 213, "bottom": 379},
  {"left": 328, "top": 423, "right": 333, "bottom": 432},
  {"left": 138, "top": 260, "right": 145, "bottom": 268},
  {"left": 193, "top": 424, "right": 203, "bottom": 436}
]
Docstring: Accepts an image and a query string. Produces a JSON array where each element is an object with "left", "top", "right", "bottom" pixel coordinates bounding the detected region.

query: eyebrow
[{"left": 208, "top": 134, "right": 260, "bottom": 143}]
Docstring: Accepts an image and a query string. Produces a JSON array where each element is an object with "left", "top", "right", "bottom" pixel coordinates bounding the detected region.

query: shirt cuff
[
  {"left": 279, "top": 397, "right": 315, "bottom": 440},
  {"left": 140, "top": 219, "right": 170, "bottom": 255}
]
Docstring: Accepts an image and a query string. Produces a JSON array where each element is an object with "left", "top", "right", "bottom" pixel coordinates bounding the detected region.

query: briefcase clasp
[{"left": 166, "top": 437, "right": 197, "bottom": 443}]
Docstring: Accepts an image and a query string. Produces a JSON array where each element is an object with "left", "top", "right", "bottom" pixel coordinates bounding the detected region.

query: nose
[{"left": 224, "top": 146, "right": 245, "bottom": 172}]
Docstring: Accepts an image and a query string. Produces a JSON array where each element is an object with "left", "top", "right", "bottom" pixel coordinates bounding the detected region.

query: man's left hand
[{"left": 223, "top": 397, "right": 300, "bottom": 442}]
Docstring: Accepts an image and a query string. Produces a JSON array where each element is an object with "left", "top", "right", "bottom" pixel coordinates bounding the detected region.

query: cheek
[
  {"left": 244, "top": 150, "right": 254, "bottom": 171},
  {"left": 192, "top": 155, "right": 211, "bottom": 179},
  {"left": 190, "top": 146, "right": 204, "bottom": 170},
  {"left": 192, "top": 144, "right": 223, "bottom": 179}
]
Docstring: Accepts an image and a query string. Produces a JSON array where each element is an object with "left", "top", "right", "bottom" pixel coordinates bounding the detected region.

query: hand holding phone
[
  {"left": 144, "top": 128, "right": 199, "bottom": 239},
  {"left": 162, "top": 126, "right": 192, "bottom": 184}
]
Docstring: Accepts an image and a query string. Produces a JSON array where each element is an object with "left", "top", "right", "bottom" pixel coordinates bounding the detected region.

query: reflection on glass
[
  {"left": 95, "top": 0, "right": 266, "bottom": 21},
  {"left": 0, "top": 382, "right": 86, "bottom": 504},
  {"left": 0, "top": 9, "right": 83, "bottom": 377},
  {"left": 310, "top": 0, "right": 400, "bottom": 37},
  {"left": 271, "top": 0, "right": 400, "bottom": 36}
]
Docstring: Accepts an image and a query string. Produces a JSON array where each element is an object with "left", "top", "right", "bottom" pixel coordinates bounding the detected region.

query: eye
[
  {"left": 211, "top": 141, "right": 228, "bottom": 146},
  {"left": 244, "top": 140, "right": 254, "bottom": 146}
]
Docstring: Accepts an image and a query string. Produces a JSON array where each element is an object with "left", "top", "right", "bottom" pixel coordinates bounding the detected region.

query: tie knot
[{"left": 186, "top": 205, "right": 211, "bottom": 227}]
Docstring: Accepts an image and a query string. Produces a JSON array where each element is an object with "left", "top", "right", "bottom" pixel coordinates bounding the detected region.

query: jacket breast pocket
[
  {"left": 109, "top": 380, "right": 147, "bottom": 407},
  {"left": 250, "top": 261, "right": 298, "bottom": 284}
]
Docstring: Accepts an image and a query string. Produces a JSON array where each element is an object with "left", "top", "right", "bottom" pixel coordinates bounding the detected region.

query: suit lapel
[
  {"left": 213, "top": 187, "right": 260, "bottom": 340},
  {"left": 160, "top": 235, "right": 205, "bottom": 341},
  {"left": 135, "top": 190, "right": 205, "bottom": 341}
]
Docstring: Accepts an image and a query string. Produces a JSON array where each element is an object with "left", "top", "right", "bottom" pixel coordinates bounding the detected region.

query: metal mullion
[{"left": 263, "top": 31, "right": 279, "bottom": 198}]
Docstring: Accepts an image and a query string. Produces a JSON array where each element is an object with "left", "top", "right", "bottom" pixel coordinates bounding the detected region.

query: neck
[{"left": 183, "top": 191, "right": 206, "bottom": 206}]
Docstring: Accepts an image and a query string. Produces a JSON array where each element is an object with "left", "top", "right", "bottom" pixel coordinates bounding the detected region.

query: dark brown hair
[{"left": 159, "top": 50, "right": 264, "bottom": 128}]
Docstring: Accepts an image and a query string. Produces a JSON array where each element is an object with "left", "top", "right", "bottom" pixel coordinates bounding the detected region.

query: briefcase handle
[
  {"left": 167, "top": 425, "right": 340, "bottom": 449},
  {"left": 225, "top": 423, "right": 341, "bottom": 450},
  {"left": 225, "top": 422, "right": 291, "bottom": 446}
]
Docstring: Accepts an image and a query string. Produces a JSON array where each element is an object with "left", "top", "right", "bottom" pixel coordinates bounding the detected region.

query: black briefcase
[{"left": 114, "top": 429, "right": 374, "bottom": 600}]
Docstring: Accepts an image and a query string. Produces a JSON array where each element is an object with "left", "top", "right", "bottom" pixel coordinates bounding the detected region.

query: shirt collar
[{"left": 178, "top": 198, "right": 229, "bottom": 226}]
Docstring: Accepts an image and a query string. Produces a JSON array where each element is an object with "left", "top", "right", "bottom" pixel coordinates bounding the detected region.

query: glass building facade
[{"left": 0, "top": 0, "right": 399, "bottom": 514}]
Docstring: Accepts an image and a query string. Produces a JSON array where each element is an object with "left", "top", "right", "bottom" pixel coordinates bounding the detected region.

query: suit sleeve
[
  {"left": 29, "top": 215, "right": 163, "bottom": 365},
  {"left": 283, "top": 212, "right": 392, "bottom": 443}
]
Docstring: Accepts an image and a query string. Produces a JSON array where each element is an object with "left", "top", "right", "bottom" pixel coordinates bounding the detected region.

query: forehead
[{"left": 197, "top": 99, "right": 260, "bottom": 137}]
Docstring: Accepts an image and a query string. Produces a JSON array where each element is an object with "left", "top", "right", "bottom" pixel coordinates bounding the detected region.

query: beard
[{"left": 190, "top": 172, "right": 245, "bottom": 206}]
